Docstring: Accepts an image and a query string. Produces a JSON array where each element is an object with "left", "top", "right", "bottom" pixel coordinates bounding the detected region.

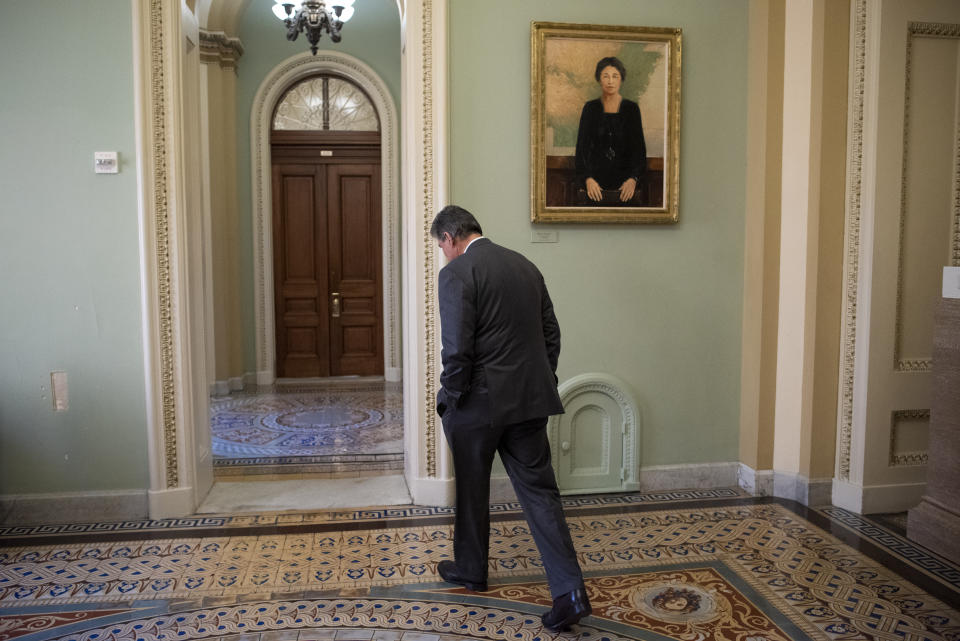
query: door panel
[
  {"left": 328, "top": 163, "right": 383, "bottom": 376},
  {"left": 555, "top": 392, "right": 623, "bottom": 492},
  {"left": 272, "top": 151, "right": 383, "bottom": 378},
  {"left": 272, "top": 163, "right": 329, "bottom": 377}
]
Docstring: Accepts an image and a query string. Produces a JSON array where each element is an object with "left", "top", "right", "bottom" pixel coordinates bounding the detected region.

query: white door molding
[
  {"left": 133, "top": 0, "right": 208, "bottom": 518},
  {"left": 400, "top": 0, "right": 454, "bottom": 505},
  {"left": 136, "top": 0, "right": 454, "bottom": 515},
  {"left": 835, "top": 0, "right": 960, "bottom": 513}
]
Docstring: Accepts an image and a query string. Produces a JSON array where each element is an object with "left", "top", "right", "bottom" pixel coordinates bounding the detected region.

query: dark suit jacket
[{"left": 436, "top": 238, "right": 564, "bottom": 428}]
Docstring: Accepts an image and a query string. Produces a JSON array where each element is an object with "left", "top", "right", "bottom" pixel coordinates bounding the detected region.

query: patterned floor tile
[
  {"left": 211, "top": 382, "right": 403, "bottom": 462},
  {"left": 2, "top": 498, "right": 959, "bottom": 641}
]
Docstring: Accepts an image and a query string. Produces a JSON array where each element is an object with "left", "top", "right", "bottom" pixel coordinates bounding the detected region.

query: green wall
[
  {"left": 450, "top": 1, "right": 748, "bottom": 465},
  {"left": 0, "top": 1, "right": 148, "bottom": 493},
  {"left": 235, "top": 0, "right": 402, "bottom": 370},
  {"left": 0, "top": 0, "right": 746, "bottom": 499}
]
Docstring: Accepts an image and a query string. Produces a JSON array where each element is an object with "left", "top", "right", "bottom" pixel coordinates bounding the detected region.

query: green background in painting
[{"left": 545, "top": 39, "right": 665, "bottom": 149}]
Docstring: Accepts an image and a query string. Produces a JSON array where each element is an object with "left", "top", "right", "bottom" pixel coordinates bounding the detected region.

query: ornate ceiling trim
[{"left": 199, "top": 29, "right": 244, "bottom": 69}]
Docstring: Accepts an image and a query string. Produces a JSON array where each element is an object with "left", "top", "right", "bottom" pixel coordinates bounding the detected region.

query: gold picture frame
[{"left": 531, "top": 22, "right": 682, "bottom": 224}]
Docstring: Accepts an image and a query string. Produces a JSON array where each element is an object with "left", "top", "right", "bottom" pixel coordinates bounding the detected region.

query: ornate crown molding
[
  {"left": 908, "top": 21, "right": 960, "bottom": 37},
  {"left": 199, "top": 30, "right": 244, "bottom": 69}
]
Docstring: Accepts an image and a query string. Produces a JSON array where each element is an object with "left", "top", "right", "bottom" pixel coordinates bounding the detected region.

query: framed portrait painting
[{"left": 530, "top": 22, "right": 682, "bottom": 223}]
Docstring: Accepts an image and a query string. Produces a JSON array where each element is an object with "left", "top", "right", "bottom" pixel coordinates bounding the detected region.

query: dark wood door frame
[{"left": 272, "top": 131, "right": 383, "bottom": 378}]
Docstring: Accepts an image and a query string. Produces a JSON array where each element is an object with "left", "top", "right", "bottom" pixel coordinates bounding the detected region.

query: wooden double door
[{"left": 272, "top": 132, "right": 383, "bottom": 378}]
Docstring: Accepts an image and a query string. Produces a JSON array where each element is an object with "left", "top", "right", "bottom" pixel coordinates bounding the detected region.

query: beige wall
[
  {"left": 809, "top": 0, "right": 849, "bottom": 479},
  {"left": 202, "top": 42, "right": 245, "bottom": 385},
  {"left": 741, "top": 0, "right": 848, "bottom": 483},
  {"left": 740, "top": 0, "right": 785, "bottom": 472}
]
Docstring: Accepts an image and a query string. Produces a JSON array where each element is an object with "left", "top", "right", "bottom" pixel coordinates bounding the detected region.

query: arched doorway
[
  {"left": 136, "top": 0, "right": 453, "bottom": 518},
  {"left": 205, "top": 57, "right": 406, "bottom": 491},
  {"left": 270, "top": 74, "right": 384, "bottom": 378},
  {"left": 251, "top": 52, "right": 402, "bottom": 387}
]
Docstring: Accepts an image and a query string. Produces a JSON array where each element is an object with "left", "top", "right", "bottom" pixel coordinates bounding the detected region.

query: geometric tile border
[
  {"left": 0, "top": 490, "right": 744, "bottom": 541},
  {"left": 818, "top": 506, "right": 960, "bottom": 589}
]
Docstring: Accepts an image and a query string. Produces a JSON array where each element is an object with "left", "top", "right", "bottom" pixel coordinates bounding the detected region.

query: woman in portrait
[{"left": 574, "top": 56, "right": 647, "bottom": 204}]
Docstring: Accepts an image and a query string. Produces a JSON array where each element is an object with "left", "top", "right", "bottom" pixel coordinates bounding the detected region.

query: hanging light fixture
[{"left": 272, "top": 0, "right": 356, "bottom": 54}]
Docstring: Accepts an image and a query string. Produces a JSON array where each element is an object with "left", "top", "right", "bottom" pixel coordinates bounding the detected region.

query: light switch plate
[
  {"left": 94, "top": 151, "right": 118, "bottom": 174},
  {"left": 944, "top": 266, "right": 960, "bottom": 299},
  {"left": 51, "top": 371, "right": 68, "bottom": 411}
]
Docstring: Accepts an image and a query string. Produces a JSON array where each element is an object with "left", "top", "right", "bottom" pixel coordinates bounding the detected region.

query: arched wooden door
[{"left": 271, "top": 75, "right": 383, "bottom": 378}]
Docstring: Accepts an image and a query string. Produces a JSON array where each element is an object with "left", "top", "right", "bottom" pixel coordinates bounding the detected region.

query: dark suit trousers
[{"left": 442, "top": 416, "right": 584, "bottom": 598}]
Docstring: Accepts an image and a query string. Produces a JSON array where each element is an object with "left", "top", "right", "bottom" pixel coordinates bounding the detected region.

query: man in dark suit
[{"left": 430, "top": 205, "right": 591, "bottom": 632}]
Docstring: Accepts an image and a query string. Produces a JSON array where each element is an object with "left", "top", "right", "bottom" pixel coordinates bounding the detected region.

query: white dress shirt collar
[{"left": 464, "top": 236, "right": 485, "bottom": 253}]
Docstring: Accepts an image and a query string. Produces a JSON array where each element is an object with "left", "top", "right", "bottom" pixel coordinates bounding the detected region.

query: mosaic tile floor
[
  {"left": 1, "top": 495, "right": 958, "bottom": 641},
  {"left": 210, "top": 381, "right": 403, "bottom": 466}
]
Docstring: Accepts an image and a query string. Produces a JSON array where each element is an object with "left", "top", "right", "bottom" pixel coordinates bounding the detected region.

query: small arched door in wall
[{"left": 271, "top": 75, "right": 384, "bottom": 377}]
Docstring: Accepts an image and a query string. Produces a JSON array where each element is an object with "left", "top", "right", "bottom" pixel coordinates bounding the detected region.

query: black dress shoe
[
  {"left": 541, "top": 587, "right": 592, "bottom": 632},
  {"left": 437, "top": 560, "right": 488, "bottom": 592}
]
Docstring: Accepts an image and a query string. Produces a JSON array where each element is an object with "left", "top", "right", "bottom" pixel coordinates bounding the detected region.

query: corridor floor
[
  {"left": 1, "top": 490, "right": 958, "bottom": 641},
  {"left": 211, "top": 379, "right": 403, "bottom": 473}
]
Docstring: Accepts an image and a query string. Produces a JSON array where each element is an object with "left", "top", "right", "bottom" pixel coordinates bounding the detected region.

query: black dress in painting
[{"left": 574, "top": 98, "right": 647, "bottom": 191}]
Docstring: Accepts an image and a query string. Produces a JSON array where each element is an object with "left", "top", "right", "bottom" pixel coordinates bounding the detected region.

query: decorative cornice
[
  {"left": 838, "top": 0, "right": 867, "bottom": 481},
  {"left": 908, "top": 21, "right": 960, "bottom": 37},
  {"left": 896, "top": 358, "right": 932, "bottom": 372},
  {"left": 199, "top": 30, "right": 244, "bottom": 69},
  {"left": 891, "top": 451, "right": 928, "bottom": 466}
]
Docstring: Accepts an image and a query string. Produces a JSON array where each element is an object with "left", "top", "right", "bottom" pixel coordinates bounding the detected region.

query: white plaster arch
[{"left": 250, "top": 51, "right": 401, "bottom": 384}]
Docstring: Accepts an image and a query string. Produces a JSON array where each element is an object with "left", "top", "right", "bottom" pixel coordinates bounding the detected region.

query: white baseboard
[
  {"left": 491, "top": 476, "right": 517, "bottom": 503},
  {"left": 737, "top": 464, "right": 774, "bottom": 496},
  {"left": 0, "top": 490, "right": 148, "bottom": 526},
  {"left": 637, "top": 462, "right": 740, "bottom": 490},
  {"left": 406, "top": 475, "right": 455, "bottom": 507},
  {"left": 737, "top": 465, "right": 832, "bottom": 506},
  {"left": 148, "top": 486, "right": 197, "bottom": 519},
  {"left": 385, "top": 367, "right": 402, "bottom": 382},
  {"left": 772, "top": 471, "right": 833, "bottom": 506},
  {"left": 257, "top": 370, "right": 274, "bottom": 386},
  {"left": 832, "top": 478, "right": 926, "bottom": 514},
  {"left": 489, "top": 462, "right": 739, "bottom": 505},
  {"left": 210, "top": 375, "right": 251, "bottom": 397}
]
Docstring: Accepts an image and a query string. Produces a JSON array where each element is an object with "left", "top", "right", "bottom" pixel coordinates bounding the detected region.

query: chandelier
[{"left": 272, "top": 0, "right": 356, "bottom": 54}]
